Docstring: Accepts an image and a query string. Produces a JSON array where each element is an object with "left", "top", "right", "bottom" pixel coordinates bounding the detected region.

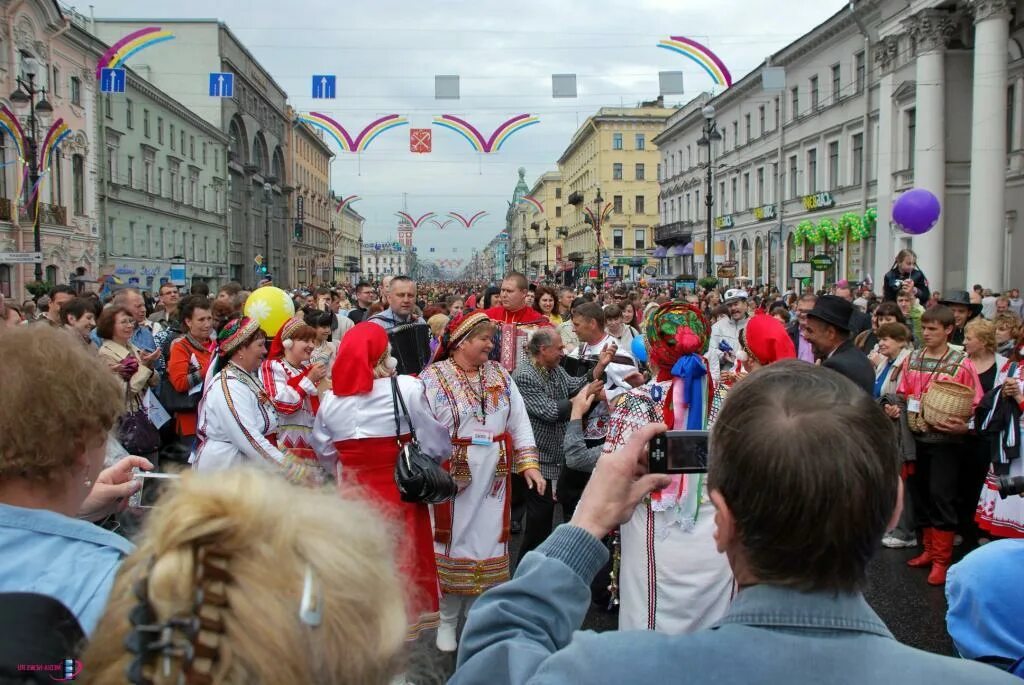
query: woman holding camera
[{"left": 883, "top": 249, "right": 931, "bottom": 306}]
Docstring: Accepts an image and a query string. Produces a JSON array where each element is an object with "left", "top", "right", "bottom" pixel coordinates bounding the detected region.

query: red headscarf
[
  {"left": 267, "top": 316, "right": 307, "bottom": 360},
  {"left": 740, "top": 312, "right": 797, "bottom": 366},
  {"left": 332, "top": 322, "right": 389, "bottom": 396}
]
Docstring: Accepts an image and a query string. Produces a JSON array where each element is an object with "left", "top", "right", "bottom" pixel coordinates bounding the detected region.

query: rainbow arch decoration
[
  {"left": 429, "top": 218, "right": 454, "bottom": 230},
  {"left": 0, "top": 106, "right": 25, "bottom": 160},
  {"left": 583, "top": 203, "right": 613, "bottom": 227},
  {"left": 299, "top": 112, "right": 408, "bottom": 153},
  {"left": 432, "top": 114, "right": 539, "bottom": 153},
  {"left": 40, "top": 119, "right": 71, "bottom": 172},
  {"left": 448, "top": 211, "right": 488, "bottom": 228},
  {"left": 95, "top": 27, "right": 175, "bottom": 79},
  {"left": 518, "top": 196, "right": 544, "bottom": 214},
  {"left": 334, "top": 195, "right": 360, "bottom": 213},
  {"left": 657, "top": 36, "right": 733, "bottom": 88},
  {"left": 396, "top": 212, "right": 435, "bottom": 229}
]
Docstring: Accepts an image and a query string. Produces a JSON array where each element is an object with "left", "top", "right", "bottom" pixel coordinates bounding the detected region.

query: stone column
[
  {"left": 905, "top": 10, "right": 957, "bottom": 293},
  {"left": 872, "top": 35, "right": 900, "bottom": 288},
  {"left": 966, "top": 0, "right": 1013, "bottom": 290}
]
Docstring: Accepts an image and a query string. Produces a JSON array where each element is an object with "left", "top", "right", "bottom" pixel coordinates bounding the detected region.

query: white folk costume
[
  {"left": 976, "top": 358, "right": 1024, "bottom": 538},
  {"left": 312, "top": 323, "right": 452, "bottom": 640},
  {"left": 610, "top": 302, "right": 733, "bottom": 634},
  {"left": 260, "top": 317, "right": 320, "bottom": 459},
  {"left": 192, "top": 317, "right": 322, "bottom": 487},
  {"left": 420, "top": 312, "right": 540, "bottom": 649}
]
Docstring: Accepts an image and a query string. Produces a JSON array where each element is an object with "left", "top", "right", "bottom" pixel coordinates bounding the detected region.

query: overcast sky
[{"left": 88, "top": 0, "right": 842, "bottom": 265}]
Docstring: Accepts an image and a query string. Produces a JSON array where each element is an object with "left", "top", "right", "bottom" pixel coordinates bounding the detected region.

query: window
[
  {"left": 906, "top": 108, "right": 916, "bottom": 170},
  {"left": 555, "top": 187, "right": 562, "bottom": 199},
  {"left": 180, "top": 131, "right": 186, "bottom": 155},
  {"left": 855, "top": 51, "right": 866, "bottom": 93},
  {"left": 612, "top": 133, "right": 623, "bottom": 150},
  {"left": 635, "top": 163, "right": 645, "bottom": 181},
  {"left": 190, "top": 136, "right": 195, "bottom": 160},
  {"left": 51, "top": 66, "right": 59, "bottom": 97},
  {"left": 202, "top": 142, "right": 207, "bottom": 165},
  {"left": 126, "top": 99, "right": 134, "bottom": 129},
  {"left": 555, "top": 206, "right": 561, "bottom": 218},
  {"left": 170, "top": 170, "right": 177, "bottom": 200},
  {"left": 635, "top": 134, "right": 645, "bottom": 150},
  {"left": 72, "top": 154, "right": 84, "bottom": 215},
  {"left": 46, "top": 265, "right": 57, "bottom": 283},
  {"left": 104, "top": 96, "right": 111, "bottom": 120},
  {"left": 157, "top": 118, "right": 164, "bottom": 144},
  {"left": 0, "top": 264, "right": 10, "bottom": 297},
  {"left": 756, "top": 167, "right": 765, "bottom": 205},
  {"left": 613, "top": 163, "right": 623, "bottom": 180},
  {"left": 730, "top": 177, "right": 737, "bottom": 211},
  {"left": 732, "top": 121, "right": 738, "bottom": 147},
  {"left": 807, "top": 149, "right": 818, "bottom": 193},
  {"left": 771, "top": 162, "right": 779, "bottom": 201},
  {"left": 719, "top": 181, "right": 726, "bottom": 213},
  {"left": 127, "top": 156, "right": 134, "bottom": 188},
  {"left": 774, "top": 98, "right": 780, "bottom": 130},
  {"left": 70, "top": 77, "right": 81, "bottom": 106},
  {"left": 743, "top": 173, "right": 750, "bottom": 210},
  {"left": 788, "top": 155, "right": 798, "bottom": 199},
  {"left": 143, "top": 109, "right": 150, "bottom": 138},
  {"left": 831, "top": 64, "right": 841, "bottom": 103},
  {"left": 157, "top": 167, "right": 163, "bottom": 196},
  {"left": 852, "top": 133, "right": 864, "bottom": 185},
  {"left": 613, "top": 195, "right": 623, "bottom": 213},
  {"left": 721, "top": 126, "right": 727, "bottom": 150},
  {"left": 170, "top": 125, "right": 176, "bottom": 151},
  {"left": 758, "top": 105, "right": 766, "bottom": 136},
  {"left": 144, "top": 160, "right": 152, "bottom": 193},
  {"left": 1009, "top": 85, "right": 1016, "bottom": 153},
  {"left": 791, "top": 86, "right": 799, "bottom": 120},
  {"left": 613, "top": 228, "right": 623, "bottom": 249},
  {"left": 810, "top": 76, "right": 819, "bottom": 110},
  {"left": 634, "top": 228, "right": 645, "bottom": 250},
  {"left": 745, "top": 114, "right": 751, "bottom": 142},
  {"left": 828, "top": 141, "right": 840, "bottom": 188},
  {"left": 635, "top": 195, "right": 645, "bottom": 214}
]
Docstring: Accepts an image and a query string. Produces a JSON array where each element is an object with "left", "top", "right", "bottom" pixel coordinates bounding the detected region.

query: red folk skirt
[{"left": 334, "top": 434, "right": 440, "bottom": 639}]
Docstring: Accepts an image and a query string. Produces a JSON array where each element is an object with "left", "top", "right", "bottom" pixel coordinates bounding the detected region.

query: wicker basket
[{"left": 921, "top": 380, "right": 975, "bottom": 426}]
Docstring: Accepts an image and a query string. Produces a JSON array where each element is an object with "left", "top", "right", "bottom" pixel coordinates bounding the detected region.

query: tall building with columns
[{"left": 653, "top": 0, "right": 1022, "bottom": 292}]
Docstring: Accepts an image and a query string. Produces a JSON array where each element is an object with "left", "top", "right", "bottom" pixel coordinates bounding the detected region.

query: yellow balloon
[{"left": 244, "top": 286, "right": 296, "bottom": 337}]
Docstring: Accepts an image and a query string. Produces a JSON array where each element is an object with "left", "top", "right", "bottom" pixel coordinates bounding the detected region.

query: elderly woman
[
  {"left": 0, "top": 326, "right": 152, "bottom": 635},
  {"left": 420, "top": 312, "right": 544, "bottom": 652},
  {"left": 313, "top": 323, "right": 450, "bottom": 643},
  {"left": 192, "top": 318, "right": 322, "bottom": 486},
  {"left": 82, "top": 468, "right": 409, "bottom": 685}
]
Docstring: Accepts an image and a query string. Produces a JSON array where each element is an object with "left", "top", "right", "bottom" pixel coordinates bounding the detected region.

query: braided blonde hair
[{"left": 81, "top": 469, "right": 407, "bottom": 684}]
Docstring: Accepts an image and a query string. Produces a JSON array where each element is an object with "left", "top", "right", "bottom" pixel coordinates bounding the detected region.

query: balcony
[
  {"left": 18, "top": 203, "right": 68, "bottom": 225},
  {"left": 894, "top": 169, "right": 914, "bottom": 192},
  {"left": 654, "top": 220, "right": 695, "bottom": 246}
]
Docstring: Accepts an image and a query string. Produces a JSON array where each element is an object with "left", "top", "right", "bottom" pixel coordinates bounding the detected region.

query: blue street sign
[
  {"left": 312, "top": 74, "right": 336, "bottom": 99},
  {"left": 209, "top": 72, "right": 234, "bottom": 98},
  {"left": 100, "top": 68, "right": 126, "bottom": 94}
]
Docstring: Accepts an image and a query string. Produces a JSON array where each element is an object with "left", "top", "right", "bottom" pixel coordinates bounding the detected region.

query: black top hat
[
  {"left": 806, "top": 295, "right": 853, "bottom": 332},
  {"left": 938, "top": 291, "right": 983, "bottom": 317}
]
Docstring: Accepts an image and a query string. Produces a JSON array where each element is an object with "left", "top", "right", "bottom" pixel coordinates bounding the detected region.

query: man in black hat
[
  {"left": 938, "top": 291, "right": 982, "bottom": 346},
  {"left": 800, "top": 295, "right": 875, "bottom": 395}
]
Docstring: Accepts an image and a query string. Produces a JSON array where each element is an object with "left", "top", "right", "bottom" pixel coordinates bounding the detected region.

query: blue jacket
[
  {"left": 0, "top": 503, "right": 134, "bottom": 635},
  {"left": 451, "top": 524, "right": 1016, "bottom": 685}
]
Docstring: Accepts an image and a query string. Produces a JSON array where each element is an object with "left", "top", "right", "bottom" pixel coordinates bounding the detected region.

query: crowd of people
[{"left": 0, "top": 248, "right": 1022, "bottom": 683}]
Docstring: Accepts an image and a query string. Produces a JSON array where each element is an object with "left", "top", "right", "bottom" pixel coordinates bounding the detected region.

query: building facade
[
  {"left": 93, "top": 20, "right": 290, "bottom": 288},
  {"left": 505, "top": 166, "right": 532, "bottom": 276},
  {"left": 330, "top": 196, "right": 363, "bottom": 285},
  {"left": 556, "top": 98, "right": 673, "bottom": 282},
  {"left": 96, "top": 60, "right": 229, "bottom": 291},
  {"left": 286, "top": 109, "right": 333, "bottom": 287},
  {"left": 0, "top": 3, "right": 101, "bottom": 298},
  {"left": 523, "top": 170, "right": 565, "bottom": 280},
  {"left": 361, "top": 240, "right": 408, "bottom": 280},
  {"left": 654, "top": 0, "right": 1023, "bottom": 293}
]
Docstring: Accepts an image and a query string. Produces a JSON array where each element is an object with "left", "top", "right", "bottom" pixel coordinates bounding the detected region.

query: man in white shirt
[{"left": 707, "top": 289, "right": 750, "bottom": 381}]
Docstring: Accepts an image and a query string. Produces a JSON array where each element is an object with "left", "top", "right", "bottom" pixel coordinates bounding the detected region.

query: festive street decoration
[
  {"left": 40, "top": 119, "right": 71, "bottom": 172},
  {"left": 410, "top": 128, "right": 432, "bottom": 153},
  {"left": 892, "top": 188, "right": 941, "bottom": 235},
  {"left": 432, "top": 114, "right": 539, "bottom": 153},
  {"left": 396, "top": 212, "right": 436, "bottom": 229},
  {"left": 95, "top": 27, "right": 175, "bottom": 78},
  {"left": 334, "top": 195, "right": 360, "bottom": 213},
  {"left": 519, "top": 196, "right": 544, "bottom": 214},
  {"left": 840, "top": 212, "right": 869, "bottom": 241},
  {"left": 429, "top": 218, "right": 454, "bottom": 230},
  {"left": 299, "top": 112, "right": 408, "bottom": 152},
  {"left": 448, "top": 211, "right": 488, "bottom": 228},
  {"left": 244, "top": 286, "right": 296, "bottom": 337},
  {"left": 0, "top": 106, "right": 25, "bottom": 204},
  {"left": 795, "top": 219, "right": 822, "bottom": 245},
  {"left": 656, "top": 36, "right": 733, "bottom": 88},
  {"left": 864, "top": 207, "right": 878, "bottom": 234},
  {"left": 819, "top": 217, "right": 843, "bottom": 243},
  {"left": 583, "top": 203, "right": 613, "bottom": 226}
]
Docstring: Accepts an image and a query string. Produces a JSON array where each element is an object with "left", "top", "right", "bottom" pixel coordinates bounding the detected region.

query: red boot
[
  {"left": 927, "top": 530, "right": 955, "bottom": 586},
  {"left": 906, "top": 528, "right": 933, "bottom": 568}
]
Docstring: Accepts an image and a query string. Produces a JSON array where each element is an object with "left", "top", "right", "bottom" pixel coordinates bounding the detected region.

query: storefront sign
[
  {"left": 643, "top": 265, "right": 658, "bottom": 276},
  {"left": 801, "top": 192, "right": 835, "bottom": 212},
  {"left": 810, "top": 254, "right": 834, "bottom": 272},
  {"left": 717, "top": 260, "right": 738, "bottom": 278},
  {"left": 790, "top": 261, "right": 813, "bottom": 279},
  {"left": 714, "top": 215, "right": 735, "bottom": 229},
  {"left": 753, "top": 204, "right": 777, "bottom": 221}
]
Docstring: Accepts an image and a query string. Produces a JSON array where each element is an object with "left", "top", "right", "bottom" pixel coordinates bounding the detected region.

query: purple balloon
[{"left": 892, "top": 188, "right": 941, "bottom": 235}]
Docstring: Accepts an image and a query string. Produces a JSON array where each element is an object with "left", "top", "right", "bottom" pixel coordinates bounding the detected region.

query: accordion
[
  {"left": 389, "top": 322, "right": 432, "bottom": 376},
  {"left": 560, "top": 353, "right": 637, "bottom": 378}
]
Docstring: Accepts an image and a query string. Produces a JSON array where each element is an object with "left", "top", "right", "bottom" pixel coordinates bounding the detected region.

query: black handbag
[
  {"left": 157, "top": 338, "right": 201, "bottom": 413},
  {"left": 117, "top": 384, "right": 161, "bottom": 455},
  {"left": 391, "top": 376, "right": 457, "bottom": 504}
]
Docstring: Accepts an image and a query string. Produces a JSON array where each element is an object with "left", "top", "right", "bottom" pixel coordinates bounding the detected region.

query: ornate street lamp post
[{"left": 696, "top": 104, "right": 722, "bottom": 280}]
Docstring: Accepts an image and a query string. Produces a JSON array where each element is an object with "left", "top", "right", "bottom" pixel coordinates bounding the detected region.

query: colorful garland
[
  {"left": 819, "top": 217, "right": 843, "bottom": 243},
  {"left": 864, "top": 207, "right": 877, "bottom": 235},
  {"left": 795, "top": 219, "right": 822, "bottom": 245},
  {"left": 841, "top": 212, "right": 870, "bottom": 240}
]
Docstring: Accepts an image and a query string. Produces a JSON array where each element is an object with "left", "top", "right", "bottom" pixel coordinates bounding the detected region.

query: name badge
[
  {"left": 907, "top": 398, "right": 921, "bottom": 413},
  {"left": 471, "top": 430, "right": 493, "bottom": 446}
]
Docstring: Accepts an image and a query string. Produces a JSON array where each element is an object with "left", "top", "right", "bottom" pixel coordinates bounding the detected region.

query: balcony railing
[
  {"left": 654, "top": 220, "right": 695, "bottom": 245},
  {"left": 18, "top": 203, "right": 68, "bottom": 225}
]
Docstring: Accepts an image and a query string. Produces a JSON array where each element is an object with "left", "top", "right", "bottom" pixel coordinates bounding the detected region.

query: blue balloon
[{"left": 631, "top": 335, "right": 648, "bottom": 364}]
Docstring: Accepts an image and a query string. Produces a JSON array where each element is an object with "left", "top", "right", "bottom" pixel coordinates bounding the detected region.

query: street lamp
[
  {"left": 568, "top": 188, "right": 604, "bottom": 281},
  {"left": 696, "top": 103, "right": 722, "bottom": 280},
  {"left": 11, "top": 51, "right": 53, "bottom": 284},
  {"left": 531, "top": 220, "right": 551, "bottom": 279},
  {"left": 262, "top": 179, "right": 274, "bottom": 282}
]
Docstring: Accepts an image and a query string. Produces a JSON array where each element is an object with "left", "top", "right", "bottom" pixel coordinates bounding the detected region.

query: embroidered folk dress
[
  {"left": 312, "top": 375, "right": 452, "bottom": 639},
  {"left": 420, "top": 359, "right": 540, "bottom": 595},
  {"left": 260, "top": 357, "right": 319, "bottom": 459},
  {"left": 192, "top": 363, "right": 286, "bottom": 473},
  {"left": 976, "top": 362, "right": 1024, "bottom": 537},
  {"left": 608, "top": 379, "right": 734, "bottom": 634}
]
